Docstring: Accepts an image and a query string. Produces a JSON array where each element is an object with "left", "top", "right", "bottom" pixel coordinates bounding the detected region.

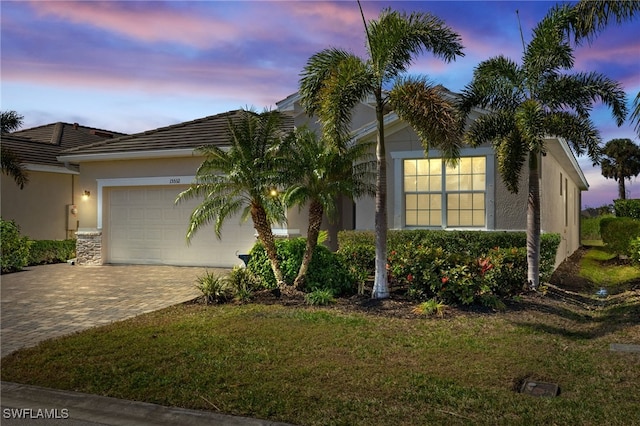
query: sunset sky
[{"left": 1, "top": 1, "right": 639, "bottom": 208}]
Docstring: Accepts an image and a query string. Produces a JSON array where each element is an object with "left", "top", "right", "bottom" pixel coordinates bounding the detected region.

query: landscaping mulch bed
[{"left": 238, "top": 248, "right": 639, "bottom": 323}]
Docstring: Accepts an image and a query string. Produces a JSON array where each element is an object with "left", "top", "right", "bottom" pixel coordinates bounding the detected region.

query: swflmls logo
[{"left": 3, "top": 408, "right": 69, "bottom": 419}]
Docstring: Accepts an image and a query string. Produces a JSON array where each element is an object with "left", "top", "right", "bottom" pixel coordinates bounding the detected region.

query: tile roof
[
  {"left": 1, "top": 122, "right": 126, "bottom": 169},
  {"left": 60, "top": 110, "right": 294, "bottom": 158}
]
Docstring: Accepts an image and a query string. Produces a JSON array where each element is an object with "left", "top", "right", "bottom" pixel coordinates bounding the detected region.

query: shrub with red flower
[{"left": 478, "top": 257, "right": 493, "bottom": 276}]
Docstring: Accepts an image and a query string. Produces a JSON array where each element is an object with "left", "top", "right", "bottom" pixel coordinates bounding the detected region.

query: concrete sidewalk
[{"left": 1, "top": 382, "right": 293, "bottom": 426}]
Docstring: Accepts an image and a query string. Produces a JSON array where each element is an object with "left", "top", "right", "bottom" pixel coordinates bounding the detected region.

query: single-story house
[
  {"left": 55, "top": 91, "right": 586, "bottom": 269},
  {"left": 1, "top": 122, "right": 125, "bottom": 240},
  {"left": 277, "top": 92, "right": 586, "bottom": 269},
  {"left": 57, "top": 111, "right": 294, "bottom": 267}
]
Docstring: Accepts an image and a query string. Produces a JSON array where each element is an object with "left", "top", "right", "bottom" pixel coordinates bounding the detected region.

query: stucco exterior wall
[
  {"left": 75, "top": 157, "right": 204, "bottom": 229},
  {"left": 494, "top": 169, "right": 528, "bottom": 230},
  {"left": 351, "top": 123, "right": 583, "bottom": 269},
  {"left": 76, "top": 156, "right": 309, "bottom": 238},
  {"left": 1, "top": 171, "right": 78, "bottom": 240},
  {"left": 540, "top": 153, "right": 581, "bottom": 267}
]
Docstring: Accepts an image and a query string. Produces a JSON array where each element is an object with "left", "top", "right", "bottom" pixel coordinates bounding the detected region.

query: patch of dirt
[{"left": 548, "top": 247, "right": 594, "bottom": 293}]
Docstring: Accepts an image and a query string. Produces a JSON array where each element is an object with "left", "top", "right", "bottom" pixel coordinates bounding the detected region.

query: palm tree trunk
[
  {"left": 251, "top": 203, "right": 285, "bottom": 288},
  {"left": 294, "top": 200, "right": 324, "bottom": 290},
  {"left": 618, "top": 177, "right": 626, "bottom": 200},
  {"left": 372, "top": 96, "right": 389, "bottom": 299},
  {"left": 527, "top": 152, "right": 541, "bottom": 290}
]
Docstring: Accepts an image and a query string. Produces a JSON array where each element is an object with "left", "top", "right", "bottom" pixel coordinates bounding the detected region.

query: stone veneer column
[{"left": 75, "top": 230, "right": 103, "bottom": 265}]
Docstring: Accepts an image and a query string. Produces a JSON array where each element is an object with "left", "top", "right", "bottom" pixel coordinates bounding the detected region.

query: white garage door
[{"left": 107, "top": 186, "right": 257, "bottom": 267}]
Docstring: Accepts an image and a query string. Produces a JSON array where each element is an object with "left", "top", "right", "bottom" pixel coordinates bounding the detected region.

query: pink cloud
[
  {"left": 2, "top": 57, "right": 292, "bottom": 107},
  {"left": 29, "top": 1, "right": 240, "bottom": 48},
  {"left": 574, "top": 43, "right": 640, "bottom": 69}
]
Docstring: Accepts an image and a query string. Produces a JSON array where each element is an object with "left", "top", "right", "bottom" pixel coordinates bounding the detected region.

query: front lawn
[
  {"left": 579, "top": 246, "right": 640, "bottom": 292},
  {"left": 2, "top": 294, "right": 639, "bottom": 425}
]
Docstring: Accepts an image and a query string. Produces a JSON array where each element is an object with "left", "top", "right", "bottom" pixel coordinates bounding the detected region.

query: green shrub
[
  {"left": 28, "top": 240, "right": 76, "bottom": 265},
  {"left": 483, "top": 247, "right": 528, "bottom": 296},
  {"left": 336, "top": 231, "right": 375, "bottom": 278},
  {"left": 195, "top": 271, "right": 233, "bottom": 304},
  {"left": 540, "top": 233, "right": 561, "bottom": 283},
  {"left": 389, "top": 244, "right": 493, "bottom": 306},
  {"left": 227, "top": 266, "right": 262, "bottom": 302},
  {"left": 338, "top": 230, "right": 560, "bottom": 287},
  {"left": 1, "top": 219, "right": 31, "bottom": 273},
  {"left": 581, "top": 216, "right": 612, "bottom": 241},
  {"left": 629, "top": 237, "right": 640, "bottom": 264},
  {"left": 248, "top": 238, "right": 356, "bottom": 296},
  {"left": 412, "top": 298, "right": 447, "bottom": 317},
  {"left": 600, "top": 217, "right": 640, "bottom": 255},
  {"left": 305, "top": 289, "right": 336, "bottom": 306},
  {"left": 613, "top": 199, "right": 640, "bottom": 219}
]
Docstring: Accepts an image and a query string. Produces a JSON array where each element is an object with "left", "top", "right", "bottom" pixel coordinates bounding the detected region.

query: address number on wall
[{"left": 169, "top": 178, "right": 181, "bottom": 184}]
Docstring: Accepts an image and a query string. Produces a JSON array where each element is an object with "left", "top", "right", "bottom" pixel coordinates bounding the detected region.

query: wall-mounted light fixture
[{"left": 82, "top": 190, "right": 91, "bottom": 201}]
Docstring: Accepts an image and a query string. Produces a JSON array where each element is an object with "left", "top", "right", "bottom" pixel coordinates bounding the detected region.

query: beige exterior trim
[
  {"left": 95, "top": 176, "right": 196, "bottom": 229},
  {"left": 24, "top": 164, "right": 79, "bottom": 175},
  {"left": 58, "top": 148, "right": 197, "bottom": 163},
  {"left": 390, "top": 147, "right": 496, "bottom": 230}
]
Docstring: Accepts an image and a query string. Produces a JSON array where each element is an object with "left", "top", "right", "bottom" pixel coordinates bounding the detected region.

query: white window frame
[{"left": 392, "top": 148, "right": 495, "bottom": 230}]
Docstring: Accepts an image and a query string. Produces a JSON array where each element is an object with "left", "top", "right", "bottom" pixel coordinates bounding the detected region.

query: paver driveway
[{"left": 1, "top": 263, "right": 226, "bottom": 357}]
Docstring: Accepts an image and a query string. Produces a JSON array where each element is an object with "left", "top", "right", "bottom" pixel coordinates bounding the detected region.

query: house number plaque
[{"left": 169, "top": 178, "right": 181, "bottom": 184}]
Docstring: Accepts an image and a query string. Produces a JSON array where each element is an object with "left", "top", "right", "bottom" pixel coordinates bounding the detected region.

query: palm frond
[
  {"left": 176, "top": 108, "right": 287, "bottom": 241},
  {"left": 458, "top": 56, "right": 524, "bottom": 115},
  {"left": 389, "top": 77, "right": 462, "bottom": 163},
  {"left": 494, "top": 132, "right": 528, "bottom": 194},
  {"left": 569, "top": 0, "right": 640, "bottom": 44},
  {"left": 630, "top": 91, "right": 640, "bottom": 137},
  {"left": 539, "top": 72, "right": 627, "bottom": 125},
  {"left": 1, "top": 111, "right": 24, "bottom": 133},
  {"left": 464, "top": 110, "right": 517, "bottom": 148},
  {"left": 524, "top": 4, "right": 575, "bottom": 78},
  {"left": 368, "top": 8, "right": 464, "bottom": 83},
  {"left": 515, "top": 99, "right": 546, "bottom": 153},
  {"left": 299, "top": 49, "right": 364, "bottom": 116},
  {"left": 0, "top": 146, "right": 29, "bottom": 189},
  {"left": 544, "top": 111, "right": 601, "bottom": 162}
]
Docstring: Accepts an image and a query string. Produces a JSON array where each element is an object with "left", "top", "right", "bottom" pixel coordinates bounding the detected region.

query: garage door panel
[
  {"left": 108, "top": 186, "right": 256, "bottom": 267},
  {"left": 145, "top": 208, "right": 163, "bottom": 222}
]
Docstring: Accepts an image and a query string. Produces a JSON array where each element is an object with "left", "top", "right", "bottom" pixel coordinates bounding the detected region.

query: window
[
  {"left": 404, "top": 156, "right": 486, "bottom": 228},
  {"left": 404, "top": 158, "right": 442, "bottom": 226}
]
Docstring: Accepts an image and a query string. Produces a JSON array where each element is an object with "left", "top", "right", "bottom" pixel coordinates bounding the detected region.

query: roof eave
[
  {"left": 57, "top": 148, "right": 201, "bottom": 163},
  {"left": 554, "top": 137, "right": 589, "bottom": 190},
  {"left": 24, "top": 163, "right": 80, "bottom": 175}
]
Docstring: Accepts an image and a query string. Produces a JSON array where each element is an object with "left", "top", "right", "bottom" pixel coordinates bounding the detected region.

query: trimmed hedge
[
  {"left": 248, "top": 238, "right": 356, "bottom": 296},
  {"left": 600, "top": 217, "right": 640, "bottom": 256},
  {"left": 338, "top": 230, "right": 560, "bottom": 283},
  {"left": 613, "top": 199, "right": 640, "bottom": 219},
  {"left": 1, "top": 219, "right": 31, "bottom": 273},
  {"left": 28, "top": 240, "right": 76, "bottom": 265}
]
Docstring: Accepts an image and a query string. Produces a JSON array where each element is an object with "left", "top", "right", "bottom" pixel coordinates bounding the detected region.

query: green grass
[
  {"left": 580, "top": 246, "right": 640, "bottom": 291},
  {"left": 581, "top": 215, "right": 614, "bottom": 242},
  {"left": 2, "top": 301, "right": 639, "bottom": 425}
]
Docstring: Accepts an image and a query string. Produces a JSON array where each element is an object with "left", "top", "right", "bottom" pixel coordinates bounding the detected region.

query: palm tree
[
  {"left": 568, "top": 0, "right": 640, "bottom": 43},
  {"left": 1, "top": 110, "right": 29, "bottom": 189},
  {"left": 299, "top": 4, "right": 464, "bottom": 299},
  {"left": 176, "top": 109, "right": 289, "bottom": 288},
  {"left": 601, "top": 138, "right": 640, "bottom": 200},
  {"left": 279, "top": 127, "right": 375, "bottom": 290},
  {"left": 459, "top": 4, "right": 627, "bottom": 290},
  {"left": 568, "top": 1, "right": 640, "bottom": 136}
]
